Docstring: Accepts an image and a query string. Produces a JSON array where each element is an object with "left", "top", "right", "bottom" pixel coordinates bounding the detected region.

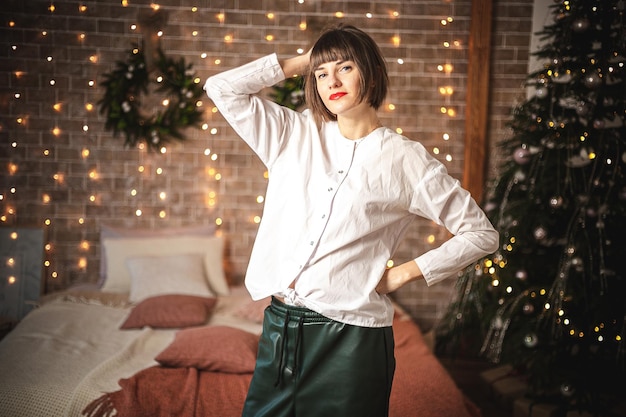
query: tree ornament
[
  {"left": 533, "top": 226, "right": 548, "bottom": 241},
  {"left": 571, "top": 18, "right": 590, "bottom": 32},
  {"left": 549, "top": 196, "right": 564, "bottom": 208},
  {"left": 515, "top": 270, "right": 528, "bottom": 281},
  {"left": 535, "top": 86, "right": 548, "bottom": 98},
  {"left": 523, "top": 333, "right": 538, "bottom": 348},
  {"left": 566, "top": 148, "right": 592, "bottom": 168},
  {"left": 583, "top": 72, "right": 602, "bottom": 88},
  {"left": 98, "top": 45, "right": 204, "bottom": 151},
  {"left": 522, "top": 303, "right": 535, "bottom": 314},
  {"left": 560, "top": 383, "right": 575, "bottom": 397},
  {"left": 575, "top": 101, "right": 592, "bottom": 116},
  {"left": 513, "top": 147, "right": 532, "bottom": 164}
]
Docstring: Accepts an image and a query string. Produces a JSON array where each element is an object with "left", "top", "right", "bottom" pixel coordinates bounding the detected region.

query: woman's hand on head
[{"left": 280, "top": 49, "right": 311, "bottom": 78}]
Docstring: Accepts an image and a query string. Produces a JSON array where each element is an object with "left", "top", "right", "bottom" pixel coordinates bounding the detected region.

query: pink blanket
[{"left": 84, "top": 317, "right": 480, "bottom": 417}]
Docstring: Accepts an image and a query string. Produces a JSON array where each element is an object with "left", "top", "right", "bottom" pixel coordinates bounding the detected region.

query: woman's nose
[{"left": 327, "top": 74, "right": 341, "bottom": 89}]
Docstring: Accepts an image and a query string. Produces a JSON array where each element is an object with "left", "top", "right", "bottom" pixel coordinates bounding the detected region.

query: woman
[{"left": 204, "top": 24, "right": 498, "bottom": 417}]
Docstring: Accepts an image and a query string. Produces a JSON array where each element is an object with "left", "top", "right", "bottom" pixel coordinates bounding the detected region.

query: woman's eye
[
  {"left": 340, "top": 65, "right": 352, "bottom": 72},
  {"left": 317, "top": 73, "right": 326, "bottom": 80}
]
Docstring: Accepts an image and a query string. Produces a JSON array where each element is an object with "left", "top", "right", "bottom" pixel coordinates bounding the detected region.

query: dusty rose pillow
[
  {"left": 120, "top": 294, "right": 217, "bottom": 329},
  {"left": 155, "top": 325, "right": 260, "bottom": 373}
]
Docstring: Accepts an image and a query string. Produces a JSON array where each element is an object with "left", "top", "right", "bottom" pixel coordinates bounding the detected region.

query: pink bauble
[{"left": 513, "top": 147, "right": 532, "bottom": 165}]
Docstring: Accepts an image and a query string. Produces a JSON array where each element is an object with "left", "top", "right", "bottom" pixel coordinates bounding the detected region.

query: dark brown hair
[{"left": 304, "top": 24, "right": 389, "bottom": 124}]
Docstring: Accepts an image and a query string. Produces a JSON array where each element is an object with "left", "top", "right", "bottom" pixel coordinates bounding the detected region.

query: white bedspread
[
  {"left": 0, "top": 300, "right": 139, "bottom": 417},
  {"left": 0, "top": 288, "right": 263, "bottom": 417}
]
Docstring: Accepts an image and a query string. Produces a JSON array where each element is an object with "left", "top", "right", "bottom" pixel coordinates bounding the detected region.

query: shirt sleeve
[
  {"left": 412, "top": 163, "right": 499, "bottom": 286},
  {"left": 203, "top": 53, "right": 294, "bottom": 167}
]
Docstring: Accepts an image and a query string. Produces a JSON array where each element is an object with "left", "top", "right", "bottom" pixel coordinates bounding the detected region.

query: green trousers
[{"left": 242, "top": 297, "right": 395, "bottom": 417}]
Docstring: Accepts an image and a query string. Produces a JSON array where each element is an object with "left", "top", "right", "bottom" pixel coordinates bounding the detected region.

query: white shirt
[{"left": 204, "top": 54, "right": 498, "bottom": 327}]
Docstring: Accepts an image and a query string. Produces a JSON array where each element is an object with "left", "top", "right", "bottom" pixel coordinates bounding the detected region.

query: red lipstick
[{"left": 329, "top": 92, "right": 347, "bottom": 100}]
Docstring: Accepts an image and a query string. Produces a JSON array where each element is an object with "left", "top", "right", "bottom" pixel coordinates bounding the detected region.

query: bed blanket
[
  {"left": 83, "top": 367, "right": 252, "bottom": 417},
  {"left": 82, "top": 316, "right": 480, "bottom": 417}
]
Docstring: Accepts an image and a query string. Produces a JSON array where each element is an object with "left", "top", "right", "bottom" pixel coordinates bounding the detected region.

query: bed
[{"left": 0, "top": 226, "right": 480, "bottom": 417}]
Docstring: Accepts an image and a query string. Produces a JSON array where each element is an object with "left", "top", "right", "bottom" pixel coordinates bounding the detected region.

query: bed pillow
[
  {"left": 99, "top": 224, "right": 216, "bottom": 287},
  {"left": 126, "top": 253, "right": 215, "bottom": 303},
  {"left": 102, "top": 235, "right": 229, "bottom": 296},
  {"left": 120, "top": 294, "right": 217, "bottom": 329},
  {"left": 155, "top": 325, "right": 260, "bottom": 373}
]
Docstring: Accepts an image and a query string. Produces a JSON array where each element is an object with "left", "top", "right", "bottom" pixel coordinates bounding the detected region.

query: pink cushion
[
  {"left": 120, "top": 295, "right": 217, "bottom": 329},
  {"left": 155, "top": 326, "right": 260, "bottom": 373}
]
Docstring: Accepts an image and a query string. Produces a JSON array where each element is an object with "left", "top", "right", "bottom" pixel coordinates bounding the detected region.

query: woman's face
[{"left": 313, "top": 59, "right": 368, "bottom": 118}]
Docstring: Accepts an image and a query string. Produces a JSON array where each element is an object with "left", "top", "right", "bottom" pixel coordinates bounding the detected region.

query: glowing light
[{"left": 78, "top": 257, "right": 87, "bottom": 269}]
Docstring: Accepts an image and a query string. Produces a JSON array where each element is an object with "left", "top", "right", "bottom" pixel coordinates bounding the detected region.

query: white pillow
[
  {"left": 126, "top": 253, "right": 215, "bottom": 303},
  {"left": 102, "top": 235, "right": 229, "bottom": 296},
  {"left": 98, "top": 224, "right": 216, "bottom": 287}
]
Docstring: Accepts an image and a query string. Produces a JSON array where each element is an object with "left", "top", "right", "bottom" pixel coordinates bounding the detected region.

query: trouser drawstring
[
  {"left": 275, "top": 310, "right": 290, "bottom": 387},
  {"left": 274, "top": 311, "right": 306, "bottom": 387},
  {"left": 293, "top": 316, "right": 305, "bottom": 376}
]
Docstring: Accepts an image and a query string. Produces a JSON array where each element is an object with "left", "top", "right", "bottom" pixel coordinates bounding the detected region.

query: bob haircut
[{"left": 304, "top": 24, "right": 389, "bottom": 125}]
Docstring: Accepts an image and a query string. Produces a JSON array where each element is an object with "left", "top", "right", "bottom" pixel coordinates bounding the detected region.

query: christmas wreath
[{"left": 98, "top": 45, "right": 204, "bottom": 151}]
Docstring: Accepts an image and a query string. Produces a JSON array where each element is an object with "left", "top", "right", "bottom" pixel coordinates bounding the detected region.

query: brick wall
[{"left": 0, "top": 0, "right": 532, "bottom": 330}]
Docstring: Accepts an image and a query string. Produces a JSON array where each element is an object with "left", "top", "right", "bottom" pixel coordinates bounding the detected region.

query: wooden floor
[{"left": 440, "top": 358, "right": 513, "bottom": 417}]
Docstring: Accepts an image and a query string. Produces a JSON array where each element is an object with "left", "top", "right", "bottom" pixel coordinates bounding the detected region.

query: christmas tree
[{"left": 436, "top": 0, "right": 626, "bottom": 414}]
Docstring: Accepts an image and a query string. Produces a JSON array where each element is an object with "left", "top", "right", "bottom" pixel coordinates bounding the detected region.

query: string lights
[{"left": 2, "top": 0, "right": 465, "bottom": 291}]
